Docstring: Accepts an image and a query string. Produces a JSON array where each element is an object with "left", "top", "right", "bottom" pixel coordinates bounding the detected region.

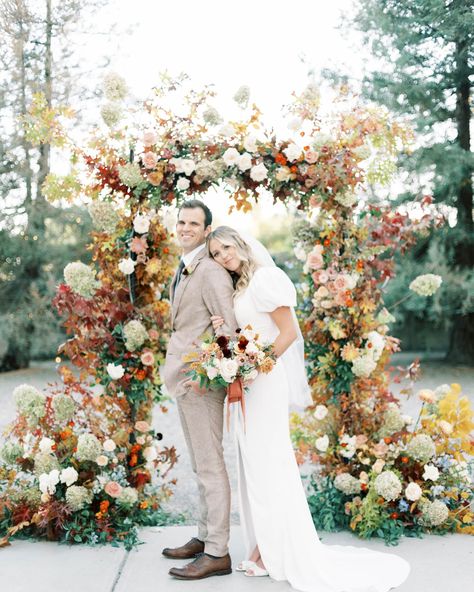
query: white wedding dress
[{"left": 232, "top": 266, "right": 410, "bottom": 592}]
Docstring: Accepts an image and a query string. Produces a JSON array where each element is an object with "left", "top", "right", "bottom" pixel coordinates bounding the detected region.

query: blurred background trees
[
  {"left": 0, "top": 0, "right": 108, "bottom": 370},
  {"left": 350, "top": 0, "right": 473, "bottom": 363}
]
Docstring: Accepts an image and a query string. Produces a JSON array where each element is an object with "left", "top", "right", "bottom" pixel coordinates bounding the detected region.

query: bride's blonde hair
[{"left": 207, "top": 226, "right": 259, "bottom": 296}]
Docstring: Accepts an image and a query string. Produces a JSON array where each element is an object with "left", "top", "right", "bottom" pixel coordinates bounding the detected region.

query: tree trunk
[{"left": 446, "top": 34, "right": 474, "bottom": 365}]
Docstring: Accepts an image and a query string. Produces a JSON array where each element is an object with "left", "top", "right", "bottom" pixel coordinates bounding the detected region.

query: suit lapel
[{"left": 171, "top": 248, "right": 207, "bottom": 326}]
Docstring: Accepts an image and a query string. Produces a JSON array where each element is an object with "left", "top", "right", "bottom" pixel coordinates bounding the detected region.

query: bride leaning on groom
[{"left": 161, "top": 199, "right": 410, "bottom": 592}]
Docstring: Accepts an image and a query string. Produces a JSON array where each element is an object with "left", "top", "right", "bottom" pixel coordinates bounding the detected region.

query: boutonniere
[{"left": 182, "top": 265, "right": 194, "bottom": 277}]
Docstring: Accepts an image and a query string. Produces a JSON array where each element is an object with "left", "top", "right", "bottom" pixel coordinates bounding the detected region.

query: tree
[
  {"left": 352, "top": 0, "right": 474, "bottom": 363},
  {"left": 0, "top": 0, "right": 109, "bottom": 370}
]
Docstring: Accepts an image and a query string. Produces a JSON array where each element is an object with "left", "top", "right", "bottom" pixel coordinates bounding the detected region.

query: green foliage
[{"left": 307, "top": 476, "right": 350, "bottom": 532}]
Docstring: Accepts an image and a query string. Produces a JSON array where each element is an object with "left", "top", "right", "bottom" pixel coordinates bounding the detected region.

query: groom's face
[{"left": 176, "top": 207, "right": 211, "bottom": 254}]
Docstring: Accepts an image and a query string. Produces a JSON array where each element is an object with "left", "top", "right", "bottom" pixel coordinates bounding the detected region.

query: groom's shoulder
[{"left": 197, "top": 255, "right": 232, "bottom": 281}]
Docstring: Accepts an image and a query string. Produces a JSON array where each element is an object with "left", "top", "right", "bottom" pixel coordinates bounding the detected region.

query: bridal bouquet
[{"left": 184, "top": 326, "right": 276, "bottom": 428}]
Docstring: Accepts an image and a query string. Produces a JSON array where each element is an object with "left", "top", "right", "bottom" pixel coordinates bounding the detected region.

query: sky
[{"left": 73, "top": 0, "right": 370, "bottom": 233}]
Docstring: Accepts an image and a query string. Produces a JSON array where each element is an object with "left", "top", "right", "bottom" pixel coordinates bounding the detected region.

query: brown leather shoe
[
  {"left": 162, "top": 537, "right": 205, "bottom": 559},
  {"left": 169, "top": 552, "right": 232, "bottom": 580}
]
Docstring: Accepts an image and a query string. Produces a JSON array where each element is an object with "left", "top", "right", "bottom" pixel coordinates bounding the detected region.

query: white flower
[
  {"left": 244, "top": 369, "right": 258, "bottom": 382},
  {"left": 245, "top": 342, "right": 259, "bottom": 355},
  {"left": 315, "top": 435, "right": 329, "bottom": 452},
  {"left": 60, "top": 467, "right": 78, "bottom": 487},
  {"left": 405, "top": 482, "right": 422, "bottom": 501},
  {"left": 366, "top": 331, "right": 385, "bottom": 360},
  {"left": 243, "top": 135, "right": 258, "bottom": 153},
  {"left": 39, "top": 437, "right": 55, "bottom": 454},
  {"left": 351, "top": 355, "right": 377, "bottom": 378},
  {"left": 118, "top": 163, "right": 143, "bottom": 187},
  {"left": 341, "top": 273, "right": 359, "bottom": 290},
  {"left": 64, "top": 262, "right": 99, "bottom": 298},
  {"left": 287, "top": 117, "right": 303, "bottom": 131},
  {"left": 314, "top": 405, "right": 328, "bottom": 420},
  {"left": 206, "top": 366, "right": 219, "bottom": 380},
  {"left": 133, "top": 214, "right": 150, "bottom": 234},
  {"left": 237, "top": 152, "right": 252, "bottom": 172},
  {"left": 293, "top": 244, "right": 307, "bottom": 262},
  {"left": 203, "top": 106, "right": 222, "bottom": 126},
  {"left": 223, "top": 147, "right": 241, "bottom": 167},
  {"left": 250, "top": 162, "right": 268, "bottom": 182},
  {"left": 219, "top": 359, "right": 239, "bottom": 383},
  {"left": 136, "top": 436, "right": 146, "bottom": 445},
  {"left": 241, "top": 327, "right": 256, "bottom": 341},
  {"left": 170, "top": 158, "right": 195, "bottom": 176},
  {"left": 376, "top": 308, "right": 396, "bottom": 325},
  {"left": 39, "top": 469, "right": 60, "bottom": 495},
  {"left": 374, "top": 470, "right": 402, "bottom": 501},
  {"left": 118, "top": 258, "right": 136, "bottom": 275},
  {"left": 402, "top": 414, "right": 414, "bottom": 425},
  {"left": 103, "top": 439, "right": 116, "bottom": 452},
  {"left": 107, "top": 363, "right": 125, "bottom": 380},
  {"left": 372, "top": 459, "right": 385, "bottom": 474},
  {"left": 409, "top": 274, "right": 442, "bottom": 297},
  {"left": 438, "top": 420, "right": 453, "bottom": 435},
  {"left": 423, "top": 464, "right": 440, "bottom": 481},
  {"left": 96, "top": 455, "right": 109, "bottom": 467},
  {"left": 143, "top": 446, "right": 158, "bottom": 462},
  {"left": 335, "top": 192, "right": 357, "bottom": 207},
  {"left": 177, "top": 177, "right": 190, "bottom": 191},
  {"left": 339, "top": 434, "right": 357, "bottom": 458},
  {"left": 418, "top": 388, "right": 436, "bottom": 403},
  {"left": 283, "top": 143, "right": 302, "bottom": 162},
  {"left": 218, "top": 124, "right": 235, "bottom": 137},
  {"left": 101, "top": 103, "right": 122, "bottom": 127},
  {"left": 434, "top": 384, "right": 451, "bottom": 398}
]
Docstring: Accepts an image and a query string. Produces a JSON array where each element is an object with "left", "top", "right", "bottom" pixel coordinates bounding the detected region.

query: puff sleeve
[{"left": 249, "top": 266, "right": 297, "bottom": 312}]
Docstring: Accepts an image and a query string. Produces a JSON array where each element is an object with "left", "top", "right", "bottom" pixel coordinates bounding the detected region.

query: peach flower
[
  {"left": 418, "top": 389, "right": 435, "bottom": 403},
  {"left": 142, "top": 152, "right": 158, "bottom": 169},
  {"left": 140, "top": 350, "right": 154, "bottom": 367},
  {"left": 334, "top": 276, "right": 347, "bottom": 291},
  {"left": 135, "top": 420, "right": 151, "bottom": 433},
  {"left": 307, "top": 248, "right": 324, "bottom": 270},
  {"left": 305, "top": 150, "right": 319, "bottom": 164},
  {"left": 143, "top": 131, "right": 158, "bottom": 147},
  {"left": 105, "top": 481, "right": 122, "bottom": 498},
  {"left": 148, "top": 329, "right": 159, "bottom": 341}
]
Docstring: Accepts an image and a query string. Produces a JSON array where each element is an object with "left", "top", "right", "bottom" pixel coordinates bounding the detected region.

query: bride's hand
[{"left": 210, "top": 315, "right": 224, "bottom": 331}]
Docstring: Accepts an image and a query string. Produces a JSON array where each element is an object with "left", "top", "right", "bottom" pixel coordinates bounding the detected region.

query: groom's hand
[
  {"left": 184, "top": 379, "right": 207, "bottom": 395},
  {"left": 210, "top": 315, "right": 224, "bottom": 332}
]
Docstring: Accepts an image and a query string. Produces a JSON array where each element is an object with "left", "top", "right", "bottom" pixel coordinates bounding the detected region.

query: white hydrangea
[
  {"left": 409, "top": 274, "right": 442, "bottom": 297},
  {"left": 66, "top": 485, "right": 93, "bottom": 512},
  {"left": 76, "top": 433, "right": 102, "bottom": 462},
  {"left": 64, "top": 262, "right": 99, "bottom": 298},
  {"left": 203, "top": 106, "right": 222, "bottom": 126},
  {"left": 335, "top": 192, "right": 357, "bottom": 207},
  {"left": 233, "top": 85, "right": 250, "bottom": 108},
  {"left": 374, "top": 470, "right": 402, "bottom": 501},
  {"left": 351, "top": 354, "right": 377, "bottom": 378},
  {"left": 406, "top": 434, "right": 436, "bottom": 463},
  {"left": 421, "top": 499, "right": 449, "bottom": 526},
  {"left": 13, "top": 384, "right": 46, "bottom": 423},
  {"left": 334, "top": 473, "right": 361, "bottom": 495},
  {"left": 103, "top": 72, "right": 128, "bottom": 101},
  {"left": 376, "top": 308, "right": 396, "bottom": 325}
]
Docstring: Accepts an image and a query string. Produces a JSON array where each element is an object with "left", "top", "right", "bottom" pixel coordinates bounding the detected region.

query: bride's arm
[{"left": 270, "top": 306, "right": 297, "bottom": 357}]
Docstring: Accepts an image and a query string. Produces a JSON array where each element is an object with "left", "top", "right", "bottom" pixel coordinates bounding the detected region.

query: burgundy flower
[
  {"left": 222, "top": 348, "right": 232, "bottom": 359},
  {"left": 216, "top": 335, "right": 229, "bottom": 348}
]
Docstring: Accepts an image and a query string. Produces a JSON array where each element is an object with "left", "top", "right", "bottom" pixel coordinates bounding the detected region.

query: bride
[{"left": 207, "top": 225, "right": 410, "bottom": 592}]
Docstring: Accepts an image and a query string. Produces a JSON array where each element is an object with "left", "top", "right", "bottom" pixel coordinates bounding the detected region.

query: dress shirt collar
[{"left": 182, "top": 243, "right": 206, "bottom": 267}]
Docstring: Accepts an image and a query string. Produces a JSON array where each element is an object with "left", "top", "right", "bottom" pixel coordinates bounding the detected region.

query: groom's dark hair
[{"left": 178, "top": 199, "right": 212, "bottom": 228}]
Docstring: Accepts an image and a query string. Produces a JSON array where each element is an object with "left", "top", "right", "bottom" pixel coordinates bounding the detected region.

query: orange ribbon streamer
[{"left": 226, "top": 377, "right": 245, "bottom": 432}]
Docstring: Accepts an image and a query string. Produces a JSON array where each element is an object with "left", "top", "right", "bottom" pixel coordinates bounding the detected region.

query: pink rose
[
  {"left": 142, "top": 152, "right": 158, "bottom": 169},
  {"left": 143, "top": 131, "right": 157, "bottom": 147},
  {"left": 305, "top": 150, "right": 319, "bottom": 164},
  {"left": 140, "top": 350, "right": 154, "bottom": 367},
  {"left": 148, "top": 329, "right": 159, "bottom": 340},
  {"left": 313, "top": 270, "right": 329, "bottom": 284},
  {"left": 307, "top": 246, "right": 324, "bottom": 270},
  {"left": 135, "top": 420, "right": 151, "bottom": 433},
  {"left": 334, "top": 292, "right": 347, "bottom": 306},
  {"left": 326, "top": 281, "right": 338, "bottom": 294},
  {"left": 105, "top": 481, "right": 122, "bottom": 498}
]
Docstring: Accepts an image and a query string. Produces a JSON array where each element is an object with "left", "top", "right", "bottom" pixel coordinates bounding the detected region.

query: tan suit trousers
[{"left": 177, "top": 387, "right": 230, "bottom": 557}]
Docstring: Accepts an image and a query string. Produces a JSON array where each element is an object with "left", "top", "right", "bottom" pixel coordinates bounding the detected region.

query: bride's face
[{"left": 209, "top": 238, "right": 242, "bottom": 273}]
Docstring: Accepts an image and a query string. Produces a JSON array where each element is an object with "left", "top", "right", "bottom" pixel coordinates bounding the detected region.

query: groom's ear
[{"left": 204, "top": 225, "right": 212, "bottom": 238}]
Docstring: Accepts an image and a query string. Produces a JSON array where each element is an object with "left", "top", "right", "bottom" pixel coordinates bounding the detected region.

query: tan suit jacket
[{"left": 163, "top": 248, "right": 237, "bottom": 397}]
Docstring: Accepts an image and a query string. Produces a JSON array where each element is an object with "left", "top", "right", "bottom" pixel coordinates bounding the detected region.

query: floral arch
[{"left": 1, "top": 75, "right": 472, "bottom": 548}]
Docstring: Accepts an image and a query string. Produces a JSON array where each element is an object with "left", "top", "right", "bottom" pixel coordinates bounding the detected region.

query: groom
[{"left": 162, "top": 199, "right": 237, "bottom": 580}]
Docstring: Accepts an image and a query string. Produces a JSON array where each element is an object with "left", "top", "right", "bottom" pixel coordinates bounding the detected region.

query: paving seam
[{"left": 110, "top": 550, "right": 130, "bottom": 592}]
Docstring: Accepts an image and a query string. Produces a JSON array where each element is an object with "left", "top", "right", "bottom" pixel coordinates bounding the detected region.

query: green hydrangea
[
  {"left": 407, "top": 434, "right": 436, "bottom": 463},
  {"left": 0, "top": 442, "right": 23, "bottom": 465},
  {"left": 117, "top": 486, "right": 139, "bottom": 507},
  {"left": 64, "top": 261, "right": 99, "bottom": 298},
  {"left": 76, "top": 434, "right": 101, "bottom": 462},
  {"left": 52, "top": 394, "right": 76, "bottom": 423},
  {"left": 118, "top": 163, "right": 143, "bottom": 188},
  {"left": 88, "top": 201, "right": 120, "bottom": 234},
  {"left": 34, "top": 452, "right": 60, "bottom": 476},
  {"left": 66, "top": 485, "right": 93, "bottom": 511},
  {"left": 421, "top": 499, "right": 449, "bottom": 526},
  {"left": 333, "top": 473, "right": 361, "bottom": 495},
  {"left": 374, "top": 470, "right": 402, "bottom": 501},
  {"left": 378, "top": 406, "right": 406, "bottom": 438},
  {"left": 13, "top": 384, "right": 46, "bottom": 425},
  {"left": 123, "top": 319, "right": 148, "bottom": 352}
]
